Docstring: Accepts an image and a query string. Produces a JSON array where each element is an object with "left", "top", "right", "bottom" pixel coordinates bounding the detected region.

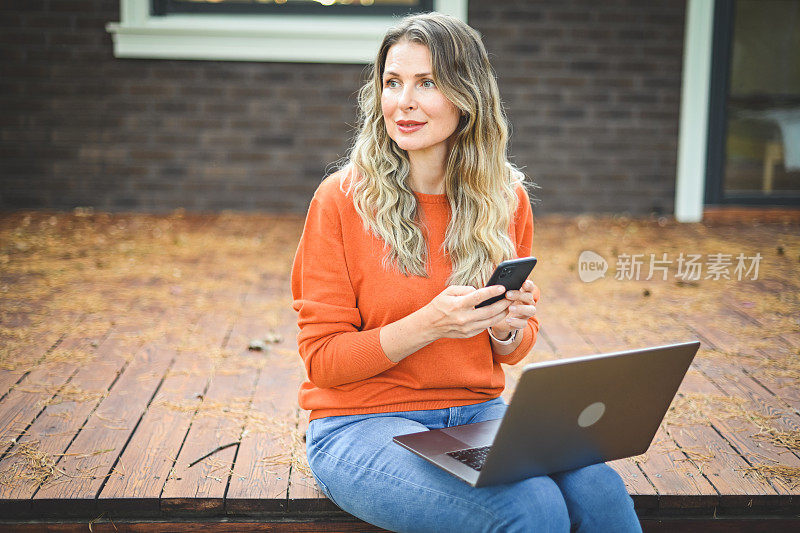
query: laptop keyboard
[{"left": 446, "top": 446, "right": 491, "bottom": 471}]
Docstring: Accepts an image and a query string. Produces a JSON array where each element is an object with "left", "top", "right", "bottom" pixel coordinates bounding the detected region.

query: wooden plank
[
  {"left": 0, "top": 310, "right": 166, "bottom": 516},
  {"left": 691, "top": 358, "right": 800, "bottom": 498},
  {"left": 607, "top": 457, "right": 659, "bottom": 508},
  {"left": 634, "top": 425, "right": 717, "bottom": 509},
  {"left": 286, "top": 408, "right": 328, "bottom": 514},
  {"left": 667, "top": 370, "right": 779, "bottom": 508},
  {"left": 678, "top": 306, "right": 800, "bottom": 433},
  {"left": 3, "top": 213, "right": 796, "bottom": 523},
  {"left": 696, "top": 355, "right": 800, "bottom": 444},
  {"left": 615, "top": 349, "right": 775, "bottom": 508},
  {"left": 281, "top": 295, "right": 341, "bottom": 514},
  {"left": 282, "top": 298, "right": 344, "bottom": 514},
  {"left": 228, "top": 298, "right": 328, "bottom": 513},
  {"left": 683, "top": 304, "right": 764, "bottom": 360},
  {"left": 691, "top": 302, "right": 800, "bottom": 413},
  {"left": 30, "top": 309, "right": 202, "bottom": 518},
  {"left": 0, "top": 309, "right": 87, "bottom": 402},
  {"left": 160, "top": 312, "right": 265, "bottom": 516},
  {"left": 94, "top": 311, "right": 235, "bottom": 518},
  {"left": 641, "top": 517, "right": 800, "bottom": 532},
  {"left": 645, "top": 311, "right": 800, "bottom": 500},
  {"left": 721, "top": 298, "right": 800, "bottom": 411},
  {"left": 0, "top": 314, "right": 117, "bottom": 451},
  {"left": 228, "top": 299, "right": 310, "bottom": 515},
  {"left": 535, "top": 313, "right": 597, "bottom": 359},
  {"left": 0, "top": 519, "right": 390, "bottom": 532}
]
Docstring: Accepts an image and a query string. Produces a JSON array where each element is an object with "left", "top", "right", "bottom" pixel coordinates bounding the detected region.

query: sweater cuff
[
  {"left": 493, "top": 320, "right": 536, "bottom": 365},
  {"left": 352, "top": 326, "right": 398, "bottom": 374}
]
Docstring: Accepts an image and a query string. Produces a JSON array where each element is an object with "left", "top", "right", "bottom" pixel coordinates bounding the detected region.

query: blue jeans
[{"left": 306, "top": 397, "right": 642, "bottom": 533}]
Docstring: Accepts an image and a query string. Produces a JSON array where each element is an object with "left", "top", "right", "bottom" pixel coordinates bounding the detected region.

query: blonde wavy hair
[{"left": 340, "top": 12, "right": 530, "bottom": 288}]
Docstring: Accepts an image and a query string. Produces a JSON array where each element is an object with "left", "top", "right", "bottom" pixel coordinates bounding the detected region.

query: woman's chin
[{"left": 394, "top": 140, "right": 432, "bottom": 154}]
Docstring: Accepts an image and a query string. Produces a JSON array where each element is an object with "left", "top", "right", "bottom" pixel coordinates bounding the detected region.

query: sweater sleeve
[
  {"left": 291, "top": 183, "right": 398, "bottom": 389},
  {"left": 492, "top": 185, "right": 540, "bottom": 365}
]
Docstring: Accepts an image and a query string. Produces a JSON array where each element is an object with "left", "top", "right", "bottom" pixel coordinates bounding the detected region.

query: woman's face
[{"left": 381, "top": 40, "right": 461, "bottom": 157}]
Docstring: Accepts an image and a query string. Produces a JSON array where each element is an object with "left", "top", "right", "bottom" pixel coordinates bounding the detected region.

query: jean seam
[
  {"left": 315, "top": 448, "right": 503, "bottom": 524},
  {"left": 307, "top": 423, "right": 338, "bottom": 504},
  {"left": 307, "top": 452, "right": 338, "bottom": 504}
]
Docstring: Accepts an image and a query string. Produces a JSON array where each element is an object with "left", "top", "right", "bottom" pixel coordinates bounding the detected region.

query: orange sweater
[{"left": 291, "top": 171, "right": 539, "bottom": 421}]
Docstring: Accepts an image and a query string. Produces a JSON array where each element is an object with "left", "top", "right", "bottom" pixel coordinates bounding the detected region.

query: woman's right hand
[{"left": 422, "top": 285, "right": 512, "bottom": 340}]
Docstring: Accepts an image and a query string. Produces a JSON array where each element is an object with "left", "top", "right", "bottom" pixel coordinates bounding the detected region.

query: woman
[{"left": 291, "top": 12, "right": 641, "bottom": 533}]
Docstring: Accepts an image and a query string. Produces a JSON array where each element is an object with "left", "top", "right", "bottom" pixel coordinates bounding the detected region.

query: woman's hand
[
  {"left": 422, "top": 285, "right": 512, "bottom": 340},
  {"left": 489, "top": 280, "right": 538, "bottom": 340}
]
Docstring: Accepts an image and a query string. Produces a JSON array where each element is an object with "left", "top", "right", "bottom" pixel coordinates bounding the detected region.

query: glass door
[{"left": 706, "top": 0, "right": 800, "bottom": 205}]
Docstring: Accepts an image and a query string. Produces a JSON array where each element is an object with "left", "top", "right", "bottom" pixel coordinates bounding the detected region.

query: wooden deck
[{"left": 0, "top": 211, "right": 798, "bottom": 531}]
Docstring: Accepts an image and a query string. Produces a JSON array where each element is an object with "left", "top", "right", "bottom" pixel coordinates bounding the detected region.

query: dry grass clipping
[
  {"left": 664, "top": 393, "right": 749, "bottom": 427},
  {"left": 0, "top": 439, "right": 63, "bottom": 487},
  {"left": 668, "top": 445, "right": 717, "bottom": 475},
  {"left": 43, "top": 347, "right": 97, "bottom": 366},
  {"left": 665, "top": 392, "right": 799, "bottom": 456},
  {"left": 1, "top": 211, "right": 798, "bottom": 494},
  {"left": 155, "top": 397, "right": 312, "bottom": 484},
  {"left": 14, "top": 382, "right": 106, "bottom": 407},
  {"left": 256, "top": 425, "right": 314, "bottom": 481},
  {"left": 751, "top": 428, "right": 800, "bottom": 450},
  {"left": 0, "top": 439, "right": 117, "bottom": 489},
  {"left": 757, "top": 356, "right": 800, "bottom": 383},
  {"left": 0, "top": 210, "right": 302, "bottom": 389},
  {"left": 154, "top": 397, "right": 293, "bottom": 444},
  {"left": 628, "top": 452, "right": 649, "bottom": 466},
  {"left": 738, "top": 463, "right": 800, "bottom": 489}
]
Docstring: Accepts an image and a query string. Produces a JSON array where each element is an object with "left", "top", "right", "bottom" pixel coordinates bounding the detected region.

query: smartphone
[{"left": 475, "top": 256, "right": 538, "bottom": 308}]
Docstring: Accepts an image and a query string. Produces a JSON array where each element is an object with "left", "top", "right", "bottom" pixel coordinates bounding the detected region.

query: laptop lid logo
[{"left": 577, "top": 402, "right": 606, "bottom": 428}]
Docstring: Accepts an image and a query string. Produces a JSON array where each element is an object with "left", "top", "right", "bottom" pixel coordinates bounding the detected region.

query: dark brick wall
[{"left": 0, "top": 0, "right": 686, "bottom": 215}]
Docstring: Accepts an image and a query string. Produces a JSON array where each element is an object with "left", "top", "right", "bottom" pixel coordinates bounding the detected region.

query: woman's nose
[{"left": 398, "top": 85, "right": 417, "bottom": 110}]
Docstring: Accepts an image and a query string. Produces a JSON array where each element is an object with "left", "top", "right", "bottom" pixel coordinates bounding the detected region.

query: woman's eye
[
  {"left": 385, "top": 79, "right": 399, "bottom": 88},
  {"left": 422, "top": 79, "right": 435, "bottom": 88}
]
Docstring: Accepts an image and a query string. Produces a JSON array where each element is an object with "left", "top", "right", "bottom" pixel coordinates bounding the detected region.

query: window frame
[
  {"left": 152, "top": 0, "right": 435, "bottom": 17},
  {"left": 106, "top": 0, "right": 468, "bottom": 64},
  {"left": 704, "top": 0, "right": 800, "bottom": 206}
]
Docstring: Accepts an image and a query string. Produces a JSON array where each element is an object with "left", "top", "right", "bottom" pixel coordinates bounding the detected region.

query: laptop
[{"left": 393, "top": 341, "right": 700, "bottom": 487}]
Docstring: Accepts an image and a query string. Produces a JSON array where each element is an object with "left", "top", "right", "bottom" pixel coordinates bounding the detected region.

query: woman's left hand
[{"left": 489, "top": 280, "right": 538, "bottom": 340}]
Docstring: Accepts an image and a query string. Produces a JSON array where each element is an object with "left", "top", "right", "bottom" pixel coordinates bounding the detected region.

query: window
[
  {"left": 106, "top": 0, "right": 467, "bottom": 63},
  {"left": 152, "top": 0, "right": 434, "bottom": 17},
  {"left": 705, "top": 0, "right": 800, "bottom": 205}
]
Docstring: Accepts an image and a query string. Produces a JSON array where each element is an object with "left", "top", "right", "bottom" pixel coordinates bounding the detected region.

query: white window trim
[
  {"left": 675, "top": 0, "right": 715, "bottom": 222},
  {"left": 106, "top": 0, "right": 468, "bottom": 64}
]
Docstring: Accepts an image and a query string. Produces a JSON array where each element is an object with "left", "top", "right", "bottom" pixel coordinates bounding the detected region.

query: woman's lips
[{"left": 397, "top": 122, "right": 425, "bottom": 133}]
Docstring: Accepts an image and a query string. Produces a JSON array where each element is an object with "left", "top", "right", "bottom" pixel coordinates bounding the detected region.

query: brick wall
[{"left": 0, "top": 0, "right": 685, "bottom": 215}]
